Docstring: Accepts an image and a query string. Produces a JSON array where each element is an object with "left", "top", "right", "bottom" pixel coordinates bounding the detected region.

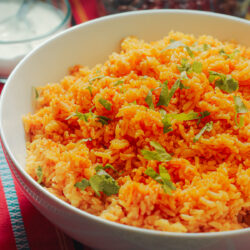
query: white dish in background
[{"left": 0, "top": 10, "right": 250, "bottom": 250}]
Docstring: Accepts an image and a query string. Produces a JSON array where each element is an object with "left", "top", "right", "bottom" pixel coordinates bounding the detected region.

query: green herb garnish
[
  {"left": 185, "top": 46, "right": 194, "bottom": 58},
  {"left": 162, "top": 41, "right": 185, "bottom": 52},
  {"left": 209, "top": 71, "right": 238, "bottom": 93},
  {"left": 74, "top": 178, "right": 90, "bottom": 191},
  {"left": 177, "top": 58, "right": 190, "bottom": 73},
  {"left": 145, "top": 90, "right": 154, "bottom": 109},
  {"left": 65, "top": 110, "right": 93, "bottom": 122},
  {"left": 234, "top": 96, "right": 248, "bottom": 127},
  {"left": 66, "top": 109, "right": 111, "bottom": 126},
  {"left": 97, "top": 115, "right": 111, "bottom": 125},
  {"left": 98, "top": 98, "right": 112, "bottom": 111},
  {"left": 193, "top": 121, "right": 213, "bottom": 142},
  {"left": 157, "top": 80, "right": 180, "bottom": 107},
  {"left": 95, "top": 164, "right": 116, "bottom": 172},
  {"left": 36, "top": 166, "right": 43, "bottom": 184},
  {"left": 113, "top": 80, "right": 124, "bottom": 86},
  {"left": 34, "top": 87, "right": 39, "bottom": 99},
  {"left": 203, "top": 44, "right": 211, "bottom": 51},
  {"left": 141, "top": 141, "right": 172, "bottom": 162},
  {"left": 180, "top": 71, "right": 189, "bottom": 80},
  {"left": 87, "top": 86, "right": 93, "bottom": 96},
  {"left": 89, "top": 75, "right": 105, "bottom": 84},
  {"left": 219, "top": 49, "right": 240, "bottom": 59},
  {"left": 145, "top": 165, "right": 176, "bottom": 195},
  {"left": 197, "top": 111, "right": 210, "bottom": 125},
  {"left": 75, "top": 170, "right": 119, "bottom": 197},
  {"left": 159, "top": 109, "right": 173, "bottom": 134},
  {"left": 192, "top": 61, "right": 203, "bottom": 73}
]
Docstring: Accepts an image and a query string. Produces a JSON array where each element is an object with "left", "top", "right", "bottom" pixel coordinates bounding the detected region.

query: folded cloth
[{"left": 0, "top": 1, "right": 97, "bottom": 249}]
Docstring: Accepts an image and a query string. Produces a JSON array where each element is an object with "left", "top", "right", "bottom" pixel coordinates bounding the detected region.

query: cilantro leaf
[
  {"left": 234, "top": 96, "right": 248, "bottom": 127},
  {"left": 180, "top": 71, "right": 189, "bottom": 80},
  {"left": 192, "top": 61, "right": 203, "bottom": 73},
  {"left": 87, "top": 86, "right": 93, "bottom": 96},
  {"left": 197, "top": 111, "right": 210, "bottom": 125},
  {"left": 219, "top": 49, "right": 240, "bottom": 59},
  {"left": 209, "top": 71, "right": 238, "bottom": 93},
  {"left": 177, "top": 58, "right": 191, "bottom": 72},
  {"left": 98, "top": 98, "right": 112, "bottom": 111},
  {"left": 66, "top": 110, "right": 93, "bottom": 122},
  {"left": 95, "top": 164, "right": 116, "bottom": 172},
  {"left": 162, "top": 41, "right": 185, "bottom": 51},
  {"left": 97, "top": 115, "right": 111, "bottom": 125},
  {"left": 157, "top": 80, "right": 180, "bottom": 107},
  {"left": 203, "top": 44, "right": 211, "bottom": 51},
  {"left": 36, "top": 166, "right": 43, "bottom": 184},
  {"left": 113, "top": 80, "right": 124, "bottom": 86},
  {"left": 145, "top": 166, "right": 176, "bottom": 194},
  {"left": 193, "top": 121, "right": 213, "bottom": 142},
  {"left": 185, "top": 46, "right": 194, "bottom": 58},
  {"left": 89, "top": 75, "right": 105, "bottom": 84},
  {"left": 89, "top": 170, "right": 119, "bottom": 196},
  {"left": 160, "top": 109, "right": 173, "bottom": 133},
  {"left": 166, "top": 111, "right": 199, "bottom": 121},
  {"left": 141, "top": 141, "right": 172, "bottom": 162},
  {"left": 145, "top": 90, "right": 154, "bottom": 109},
  {"left": 34, "top": 87, "right": 39, "bottom": 99},
  {"left": 74, "top": 179, "right": 90, "bottom": 191},
  {"left": 234, "top": 96, "right": 248, "bottom": 114}
]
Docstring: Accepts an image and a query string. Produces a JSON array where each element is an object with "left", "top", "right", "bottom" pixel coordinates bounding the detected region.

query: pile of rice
[{"left": 23, "top": 31, "right": 250, "bottom": 233}]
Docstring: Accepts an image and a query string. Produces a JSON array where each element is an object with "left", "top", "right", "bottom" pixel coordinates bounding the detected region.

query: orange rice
[{"left": 23, "top": 31, "right": 250, "bottom": 233}]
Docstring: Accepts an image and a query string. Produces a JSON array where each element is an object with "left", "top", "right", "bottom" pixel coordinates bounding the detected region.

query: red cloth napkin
[{"left": 0, "top": 1, "right": 97, "bottom": 249}]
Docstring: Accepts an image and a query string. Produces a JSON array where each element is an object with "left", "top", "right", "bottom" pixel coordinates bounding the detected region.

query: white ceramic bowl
[{"left": 0, "top": 10, "right": 250, "bottom": 250}]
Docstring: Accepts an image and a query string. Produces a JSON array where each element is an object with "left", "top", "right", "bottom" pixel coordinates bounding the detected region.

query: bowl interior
[{"left": 1, "top": 9, "right": 250, "bottom": 193}]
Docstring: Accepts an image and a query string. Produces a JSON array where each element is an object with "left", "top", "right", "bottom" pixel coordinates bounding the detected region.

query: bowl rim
[
  {"left": 0, "top": 9, "right": 250, "bottom": 238},
  {"left": 0, "top": 0, "right": 71, "bottom": 44}
]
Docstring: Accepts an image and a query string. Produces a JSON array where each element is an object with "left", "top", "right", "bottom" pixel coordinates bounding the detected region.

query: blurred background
[{"left": 97, "top": 0, "right": 250, "bottom": 18}]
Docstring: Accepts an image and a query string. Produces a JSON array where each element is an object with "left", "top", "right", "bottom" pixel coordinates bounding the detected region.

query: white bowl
[{"left": 0, "top": 10, "right": 250, "bottom": 250}]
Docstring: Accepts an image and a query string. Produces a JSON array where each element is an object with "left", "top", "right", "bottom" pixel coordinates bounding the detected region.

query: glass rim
[{"left": 0, "top": 0, "right": 71, "bottom": 44}]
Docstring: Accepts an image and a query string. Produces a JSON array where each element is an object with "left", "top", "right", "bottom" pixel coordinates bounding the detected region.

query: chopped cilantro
[
  {"left": 161, "top": 110, "right": 173, "bottom": 133},
  {"left": 74, "top": 179, "right": 90, "bottom": 190},
  {"left": 180, "top": 71, "right": 189, "bottom": 80},
  {"left": 97, "top": 115, "right": 111, "bottom": 125},
  {"left": 65, "top": 110, "right": 92, "bottom": 122},
  {"left": 141, "top": 141, "right": 172, "bottom": 162},
  {"left": 193, "top": 121, "right": 213, "bottom": 142},
  {"left": 95, "top": 164, "right": 116, "bottom": 172},
  {"left": 89, "top": 170, "right": 120, "bottom": 196},
  {"left": 87, "top": 86, "right": 93, "bottom": 96},
  {"left": 185, "top": 46, "right": 194, "bottom": 58},
  {"left": 75, "top": 169, "right": 119, "bottom": 197},
  {"left": 34, "top": 87, "right": 39, "bottom": 99},
  {"left": 89, "top": 75, "right": 105, "bottom": 84},
  {"left": 145, "top": 90, "right": 154, "bottom": 110},
  {"left": 197, "top": 111, "right": 210, "bottom": 125},
  {"left": 166, "top": 111, "right": 199, "bottom": 121},
  {"left": 36, "top": 166, "right": 43, "bottom": 184},
  {"left": 219, "top": 49, "right": 240, "bottom": 59},
  {"left": 157, "top": 80, "right": 180, "bottom": 107},
  {"left": 234, "top": 96, "right": 248, "bottom": 127},
  {"left": 192, "top": 61, "right": 203, "bottom": 73},
  {"left": 162, "top": 41, "right": 185, "bottom": 51},
  {"left": 145, "top": 165, "right": 176, "bottom": 195},
  {"left": 113, "top": 80, "right": 124, "bottom": 86},
  {"left": 98, "top": 98, "right": 112, "bottom": 111},
  {"left": 209, "top": 71, "right": 238, "bottom": 93},
  {"left": 66, "top": 109, "right": 111, "bottom": 126},
  {"left": 177, "top": 58, "right": 190, "bottom": 73},
  {"left": 169, "top": 39, "right": 176, "bottom": 43},
  {"left": 203, "top": 44, "right": 211, "bottom": 51}
]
